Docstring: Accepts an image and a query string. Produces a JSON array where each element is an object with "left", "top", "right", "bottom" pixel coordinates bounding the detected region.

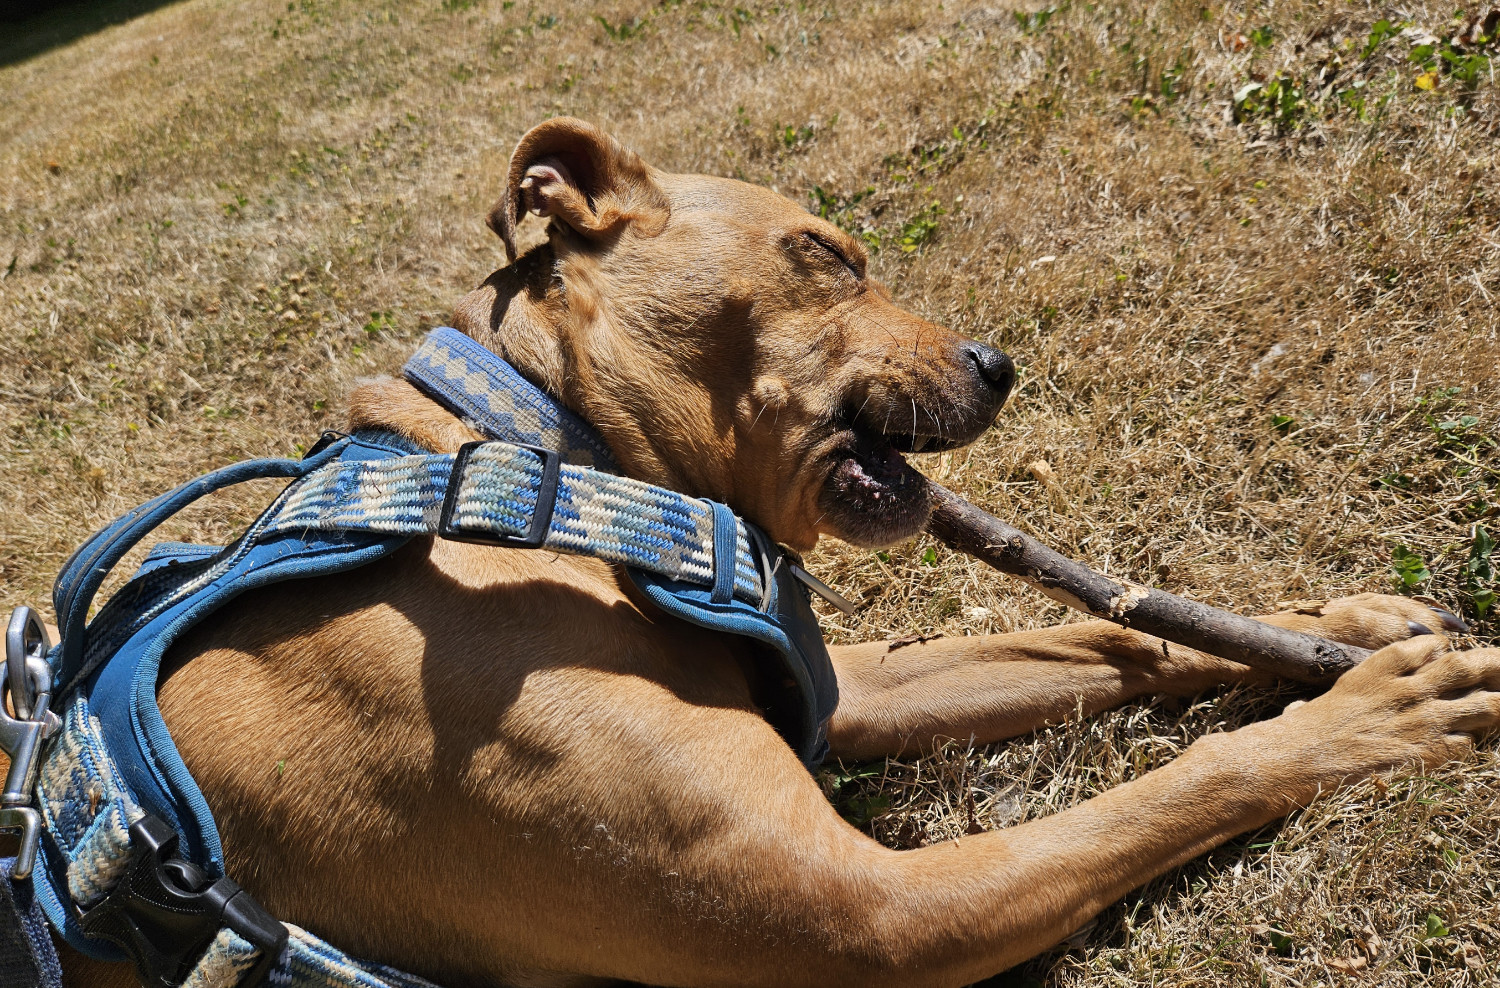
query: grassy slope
[{"left": 2, "top": 0, "right": 1498, "bottom": 984}]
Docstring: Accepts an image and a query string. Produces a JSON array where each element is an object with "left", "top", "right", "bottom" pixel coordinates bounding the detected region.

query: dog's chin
[{"left": 817, "top": 429, "right": 932, "bottom": 547}]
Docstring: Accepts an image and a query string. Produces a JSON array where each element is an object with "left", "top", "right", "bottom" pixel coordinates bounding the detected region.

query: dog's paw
[
  {"left": 1259, "top": 592, "right": 1467, "bottom": 652},
  {"left": 1269, "top": 637, "right": 1500, "bottom": 792}
]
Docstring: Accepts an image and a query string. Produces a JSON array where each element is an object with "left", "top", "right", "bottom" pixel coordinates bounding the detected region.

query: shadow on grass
[{"left": 0, "top": 0, "right": 183, "bottom": 69}]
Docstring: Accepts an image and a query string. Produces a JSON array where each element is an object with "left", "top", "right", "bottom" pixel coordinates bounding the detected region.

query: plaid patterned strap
[
  {"left": 260, "top": 441, "right": 766, "bottom": 606},
  {"left": 403, "top": 328, "right": 618, "bottom": 472}
]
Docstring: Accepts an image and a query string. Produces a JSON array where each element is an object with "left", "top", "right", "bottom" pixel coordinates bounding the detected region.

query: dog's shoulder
[{"left": 347, "top": 376, "right": 480, "bottom": 453}]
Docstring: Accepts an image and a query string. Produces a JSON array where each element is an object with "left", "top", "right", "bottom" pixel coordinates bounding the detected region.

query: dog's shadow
[{"left": 238, "top": 538, "right": 762, "bottom": 786}]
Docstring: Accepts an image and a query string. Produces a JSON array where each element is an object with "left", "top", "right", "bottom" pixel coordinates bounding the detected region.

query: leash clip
[
  {"left": 439, "top": 440, "right": 562, "bottom": 549},
  {"left": 1, "top": 607, "right": 63, "bottom": 881}
]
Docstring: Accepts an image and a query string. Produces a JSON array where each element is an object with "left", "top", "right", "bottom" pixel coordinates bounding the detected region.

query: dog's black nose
[{"left": 967, "top": 343, "right": 1015, "bottom": 403}]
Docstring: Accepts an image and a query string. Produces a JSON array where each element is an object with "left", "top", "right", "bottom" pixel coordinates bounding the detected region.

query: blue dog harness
[{"left": 1, "top": 328, "right": 839, "bottom": 988}]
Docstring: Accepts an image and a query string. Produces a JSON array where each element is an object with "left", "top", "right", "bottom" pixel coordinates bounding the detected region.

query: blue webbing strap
[
  {"left": 50, "top": 441, "right": 352, "bottom": 692},
  {"left": 0, "top": 859, "right": 63, "bottom": 988},
  {"left": 707, "top": 501, "right": 737, "bottom": 605},
  {"left": 403, "top": 328, "right": 618, "bottom": 472}
]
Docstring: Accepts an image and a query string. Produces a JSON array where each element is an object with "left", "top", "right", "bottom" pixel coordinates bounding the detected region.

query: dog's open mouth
[{"left": 818, "top": 414, "right": 960, "bottom": 547}]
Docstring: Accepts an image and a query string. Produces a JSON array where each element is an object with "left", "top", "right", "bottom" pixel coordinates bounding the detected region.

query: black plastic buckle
[
  {"left": 438, "top": 440, "right": 561, "bottom": 549},
  {"left": 77, "top": 815, "right": 288, "bottom": 988}
]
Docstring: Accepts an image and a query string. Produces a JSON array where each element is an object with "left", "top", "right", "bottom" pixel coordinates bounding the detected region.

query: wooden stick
[{"left": 923, "top": 481, "right": 1369, "bottom": 683}]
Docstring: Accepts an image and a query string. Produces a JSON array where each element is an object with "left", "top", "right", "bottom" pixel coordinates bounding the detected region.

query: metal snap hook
[
  {"left": 2, "top": 607, "right": 62, "bottom": 880},
  {"left": 7, "top": 606, "right": 49, "bottom": 721}
]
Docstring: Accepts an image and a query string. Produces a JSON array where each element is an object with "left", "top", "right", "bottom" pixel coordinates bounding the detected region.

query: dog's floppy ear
[{"left": 488, "top": 117, "right": 670, "bottom": 263}]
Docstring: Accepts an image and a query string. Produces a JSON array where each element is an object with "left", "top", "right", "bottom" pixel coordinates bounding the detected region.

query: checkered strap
[{"left": 259, "top": 442, "right": 766, "bottom": 605}]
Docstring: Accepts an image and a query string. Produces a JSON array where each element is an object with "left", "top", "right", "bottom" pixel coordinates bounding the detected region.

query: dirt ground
[{"left": 2, "top": 0, "right": 1498, "bottom": 984}]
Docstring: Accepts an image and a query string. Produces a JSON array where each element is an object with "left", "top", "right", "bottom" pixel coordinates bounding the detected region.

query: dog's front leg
[
  {"left": 445, "top": 636, "right": 1494, "bottom": 988},
  {"left": 826, "top": 592, "right": 1458, "bottom": 759}
]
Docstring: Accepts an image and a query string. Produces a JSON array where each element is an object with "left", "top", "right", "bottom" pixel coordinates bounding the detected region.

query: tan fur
[{"left": 46, "top": 120, "right": 1500, "bottom": 988}]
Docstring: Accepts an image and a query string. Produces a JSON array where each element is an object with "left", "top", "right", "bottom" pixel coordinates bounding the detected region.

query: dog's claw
[
  {"left": 1407, "top": 621, "right": 1435, "bottom": 637},
  {"left": 1428, "top": 606, "right": 1468, "bottom": 634}
]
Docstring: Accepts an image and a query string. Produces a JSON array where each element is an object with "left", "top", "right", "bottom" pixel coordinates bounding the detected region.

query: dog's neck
[
  {"left": 352, "top": 243, "right": 738, "bottom": 511},
  {"left": 451, "top": 243, "right": 575, "bottom": 401}
]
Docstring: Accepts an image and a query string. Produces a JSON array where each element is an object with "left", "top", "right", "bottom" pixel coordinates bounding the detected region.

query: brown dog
[{"left": 57, "top": 118, "right": 1500, "bottom": 988}]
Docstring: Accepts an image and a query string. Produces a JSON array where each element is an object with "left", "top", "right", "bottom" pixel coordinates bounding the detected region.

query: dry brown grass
[{"left": 2, "top": 0, "right": 1498, "bottom": 984}]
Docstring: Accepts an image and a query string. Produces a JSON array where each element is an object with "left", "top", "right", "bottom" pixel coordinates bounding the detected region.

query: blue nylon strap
[
  {"left": 0, "top": 859, "right": 63, "bottom": 988},
  {"left": 707, "top": 501, "right": 737, "bottom": 605},
  {"left": 51, "top": 440, "right": 353, "bottom": 691},
  {"left": 403, "top": 328, "right": 618, "bottom": 472}
]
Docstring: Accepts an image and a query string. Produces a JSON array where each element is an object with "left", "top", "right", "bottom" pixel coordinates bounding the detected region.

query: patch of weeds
[
  {"left": 1417, "top": 385, "right": 1463, "bottom": 411},
  {"left": 220, "top": 192, "right": 249, "bottom": 218},
  {"left": 1416, "top": 912, "right": 1453, "bottom": 962},
  {"left": 1440, "top": 48, "right": 1490, "bottom": 88},
  {"left": 808, "top": 185, "right": 880, "bottom": 249},
  {"left": 1410, "top": 32, "right": 1494, "bottom": 97},
  {"left": 362, "top": 311, "right": 395, "bottom": 336},
  {"left": 1336, "top": 79, "right": 1390, "bottom": 120},
  {"left": 1423, "top": 407, "right": 1497, "bottom": 478},
  {"left": 821, "top": 763, "right": 891, "bottom": 827},
  {"left": 1159, "top": 53, "right": 1193, "bottom": 103},
  {"left": 1233, "top": 74, "right": 1311, "bottom": 132},
  {"left": 727, "top": 6, "right": 753, "bottom": 36},
  {"left": 1390, "top": 544, "right": 1431, "bottom": 589},
  {"left": 1270, "top": 413, "right": 1296, "bottom": 436},
  {"left": 772, "top": 114, "right": 835, "bottom": 155},
  {"left": 1013, "top": 5, "right": 1059, "bottom": 35},
  {"left": 897, "top": 201, "right": 944, "bottom": 253},
  {"left": 1361, "top": 18, "right": 1407, "bottom": 59},
  {"left": 779, "top": 121, "right": 816, "bottom": 149},
  {"left": 885, "top": 119, "right": 991, "bottom": 185},
  {"left": 596, "top": 14, "right": 645, "bottom": 40},
  {"left": 1265, "top": 927, "right": 1295, "bottom": 956},
  {"left": 1248, "top": 25, "right": 1274, "bottom": 49},
  {"left": 1462, "top": 485, "right": 1497, "bottom": 520},
  {"left": 1463, "top": 524, "right": 1496, "bottom": 617}
]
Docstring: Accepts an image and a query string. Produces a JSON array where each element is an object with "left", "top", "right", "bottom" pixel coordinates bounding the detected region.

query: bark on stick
[{"left": 923, "top": 482, "right": 1369, "bottom": 683}]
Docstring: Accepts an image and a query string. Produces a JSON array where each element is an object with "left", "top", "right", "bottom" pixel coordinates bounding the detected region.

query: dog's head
[{"left": 455, "top": 118, "right": 1013, "bottom": 551}]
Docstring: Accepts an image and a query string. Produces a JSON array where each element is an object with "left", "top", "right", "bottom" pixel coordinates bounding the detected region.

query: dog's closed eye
[{"left": 800, "top": 232, "right": 864, "bottom": 280}]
